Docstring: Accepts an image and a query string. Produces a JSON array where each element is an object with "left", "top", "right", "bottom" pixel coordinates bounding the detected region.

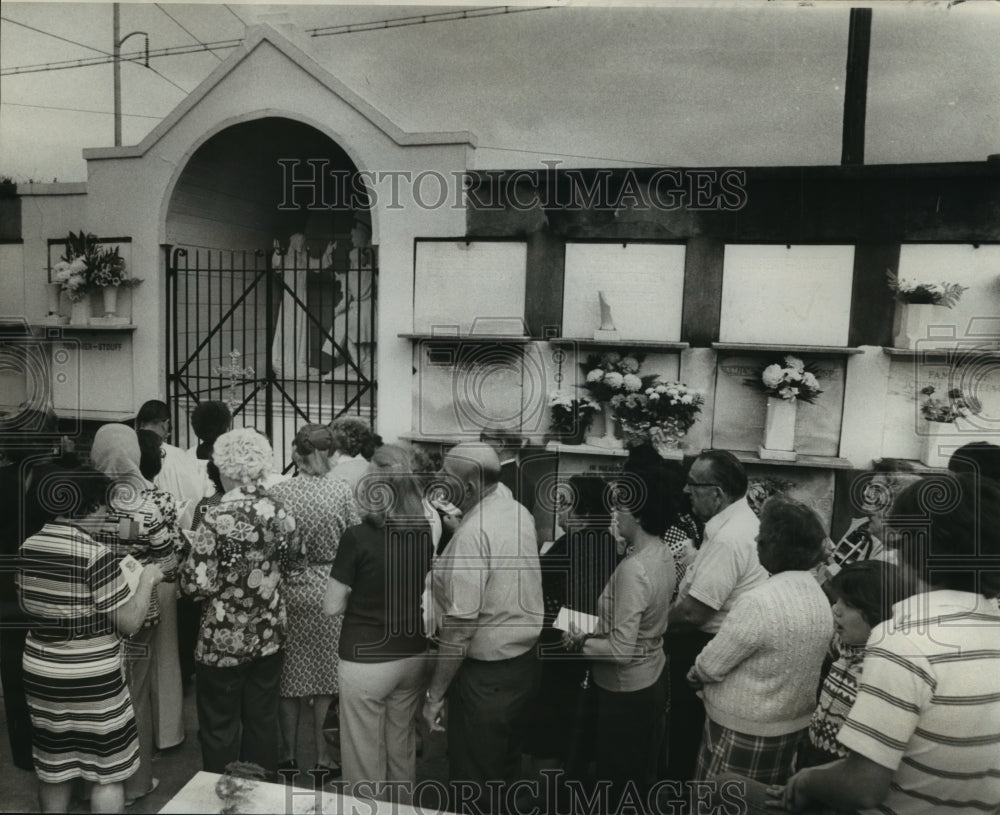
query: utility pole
[
  {"left": 113, "top": 3, "right": 121, "bottom": 146},
  {"left": 841, "top": 7, "right": 872, "bottom": 166},
  {"left": 112, "top": 3, "right": 149, "bottom": 147}
]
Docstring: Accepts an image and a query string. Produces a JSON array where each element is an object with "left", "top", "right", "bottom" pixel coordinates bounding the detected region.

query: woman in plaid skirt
[{"left": 686, "top": 496, "right": 833, "bottom": 784}]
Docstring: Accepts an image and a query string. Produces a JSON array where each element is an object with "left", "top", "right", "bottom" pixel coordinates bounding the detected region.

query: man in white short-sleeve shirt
[
  {"left": 670, "top": 450, "right": 768, "bottom": 634},
  {"left": 663, "top": 450, "right": 768, "bottom": 781}
]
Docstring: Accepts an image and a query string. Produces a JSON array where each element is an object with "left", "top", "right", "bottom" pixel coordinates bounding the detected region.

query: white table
[{"left": 159, "top": 771, "right": 451, "bottom": 814}]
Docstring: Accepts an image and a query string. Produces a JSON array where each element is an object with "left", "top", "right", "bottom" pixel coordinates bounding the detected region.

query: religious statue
[
  {"left": 593, "top": 290, "right": 620, "bottom": 340},
  {"left": 322, "top": 216, "right": 375, "bottom": 382},
  {"left": 270, "top": 232, "right": 334, "bottom": 379}
]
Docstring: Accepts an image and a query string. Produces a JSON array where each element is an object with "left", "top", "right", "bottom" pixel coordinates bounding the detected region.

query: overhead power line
[
  {"left": 2, "top": 100, "right": 165, "bottom": 119},
  {"left": 155, "top": 3, "right": 223, "bottom": 62},
  {"left": 0, "top": 15, "right": 113, "bottom": 56},
  {"left": 2, "top": 5, "right": 557, "bottom": 76},
  {"left": 1, "top": 39, "right": 243, "bottom": 76},
  {"left": 307, "top": 5, "right": 554, "bottom": 37}
]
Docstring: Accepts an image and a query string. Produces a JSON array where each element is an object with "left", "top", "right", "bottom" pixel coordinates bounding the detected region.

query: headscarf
[
  {"left": 90, "top": 423, "right": 142, "bottom": 479},
  {"left": 90, "top": 423, "right": 146, "bottom": 510}
]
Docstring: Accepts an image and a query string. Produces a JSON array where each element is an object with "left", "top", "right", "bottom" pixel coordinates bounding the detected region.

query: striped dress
[{"left": 19, "top": 522, "right": 140, "bottom": 784}]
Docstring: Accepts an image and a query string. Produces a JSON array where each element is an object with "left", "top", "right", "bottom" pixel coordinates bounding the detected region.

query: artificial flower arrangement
[
  {"left": 51, "top": 231, "right": 141, "bottom": 301},
  {"left": 610, "top": 379, "right": 704, "bottom": 448},
  {"left": 920, "top": 386, "right": 979, "bottom": 424},
  {"left": 548, "top": 391, "right": 601, "bottom": 440},
  {"left": 580, "top": 351, "right": 647, "bottom": 403},
  {"left": 745, "top": 354, "right": 823, "bottom": 404},
  {"left": 886, "top": 269, "right": 966, "bottom": 308}
]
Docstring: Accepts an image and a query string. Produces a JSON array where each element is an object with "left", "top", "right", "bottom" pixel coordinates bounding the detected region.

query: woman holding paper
[
  {"left": 524, "top": 475, "right": 618, "bottom": 774},
  {"left": 20, "top": 465, "right": 164, "bottom": 814},
  {"left": 564, "top": 466, "right": 675, "bottom": 806}
]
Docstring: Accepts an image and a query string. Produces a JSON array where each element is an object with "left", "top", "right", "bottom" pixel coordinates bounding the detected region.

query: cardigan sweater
[{"left": 693, "top": 570, "right": 833, "bottom": 737}]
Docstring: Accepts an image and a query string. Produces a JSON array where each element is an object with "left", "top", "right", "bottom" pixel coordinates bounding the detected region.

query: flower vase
[
  {"left": 651, "top": 419, "right": 685, "bottom": 455},
  {"left": 562, "top": 416, "right": 590, "bottom": 446},
  {"left": 43, "top": 282, "right": 68, "bottom": 325},
  {"left": 919, "top": 419, "right": 965, "bottom": 468},
  {"left": 102, "top": 286, "right": 118, "bottom": 317},
  {"left": 893, "top": 303, "right": 940, "bottom": 350},
  {"left": 586, "top": 402, "right": 623, "bottom": 449},
  {"left": 760, "top": 396, "right": 797, "bottom": 461},
  {"left": 69, "top": 296, "right": 92, "bottom": 326}
]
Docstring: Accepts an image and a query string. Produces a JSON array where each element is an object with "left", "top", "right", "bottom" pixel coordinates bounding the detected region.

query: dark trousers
[
  {"left": 663, "top": 630, "right": 714, "bottom": 782},
  {"left": 195, "top": 651, "right": 283, "bottom": 776},
  {"left": 595, "top": 668, "right": 668, "bottom": 809},
  {"left": 0, "top": 626, "right": 34, "bottom": 770},
  {"left": 447, "top": 649, "right": 539, "bottom": 815},
  {"left": 176, "top": 596, "right": 202, "bottom": 684}
]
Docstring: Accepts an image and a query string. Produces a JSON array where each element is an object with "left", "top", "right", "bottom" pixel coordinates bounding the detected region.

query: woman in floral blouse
[{"left": 179, "top": 428, "right": 300, "bottom": 777}]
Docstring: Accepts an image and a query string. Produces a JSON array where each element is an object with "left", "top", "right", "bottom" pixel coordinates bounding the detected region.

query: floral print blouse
[{"left": 179, "top": 484, "right": 300, "bottom": 668}]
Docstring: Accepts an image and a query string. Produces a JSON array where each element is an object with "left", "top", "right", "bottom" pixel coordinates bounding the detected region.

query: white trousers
[{"left": 338, "top": 653, "right": 428, "bottom": 802}]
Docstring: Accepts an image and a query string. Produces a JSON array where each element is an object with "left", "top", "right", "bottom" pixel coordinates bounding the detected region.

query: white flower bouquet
[
  {"left": 52, "top": 257, "right": 91, "bottom": 302},
  {"left": 745, "top": 355, "right": 823, "bottom": 404},
  {"left": 886, "top": 270, "right": 966, "bottom": 308},
  {"left": 580, "top": 351, "right": 647, "bottom": 403},
  {"left": 611, "top": 380, "right": 704, "bottom": 448}
]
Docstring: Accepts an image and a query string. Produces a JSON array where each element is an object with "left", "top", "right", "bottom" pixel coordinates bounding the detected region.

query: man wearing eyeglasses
[{"left": 663, "top": 449, "right": 768, "bottom": 783}]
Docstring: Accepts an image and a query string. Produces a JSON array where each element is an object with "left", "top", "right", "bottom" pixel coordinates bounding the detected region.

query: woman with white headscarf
[{"left": 81, "top": 423, "right": 178, "bottom": 806}]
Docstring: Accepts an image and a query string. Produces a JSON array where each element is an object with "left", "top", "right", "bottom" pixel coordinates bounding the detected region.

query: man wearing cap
[{"left": 423, "top": 442, "right": 544, "bottom": 814}]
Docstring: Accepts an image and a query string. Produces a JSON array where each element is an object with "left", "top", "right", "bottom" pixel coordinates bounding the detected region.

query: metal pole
[
  {"left": 841, "top": 7, "right": 872, "bottom": 166},
  {"left": 113, "top": 3, "right": 121, "bottom": 146}
]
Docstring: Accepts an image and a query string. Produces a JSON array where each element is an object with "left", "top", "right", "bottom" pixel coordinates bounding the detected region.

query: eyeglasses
[{"left": 686, "top": 479, "right": 720, "bottom": 490}]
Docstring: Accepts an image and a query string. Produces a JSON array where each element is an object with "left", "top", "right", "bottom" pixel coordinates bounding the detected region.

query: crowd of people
[{"left": 1, "top": 406, "right": 998, "bottom": 815}]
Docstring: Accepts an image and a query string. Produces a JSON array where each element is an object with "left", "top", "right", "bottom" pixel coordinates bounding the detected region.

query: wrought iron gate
[{"left": 165, "top": 244, "right": 377, "bottom": 472}]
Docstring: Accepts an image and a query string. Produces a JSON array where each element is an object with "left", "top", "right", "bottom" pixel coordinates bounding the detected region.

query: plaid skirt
[{"left": 695, "top": 718, "right": 805, "bottom": 785}]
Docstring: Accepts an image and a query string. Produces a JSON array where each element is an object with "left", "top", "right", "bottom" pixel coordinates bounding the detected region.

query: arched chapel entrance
[{"left": 163, "top": 117, "right": 375, "bottom": 471}]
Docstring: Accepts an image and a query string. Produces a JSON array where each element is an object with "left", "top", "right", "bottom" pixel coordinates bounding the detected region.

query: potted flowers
[
  {"left": 611, "top": 380, "right": 704, "bottom": 451},
  {"left": 919, "top": 385, "right": 978, "bottom": 468},
  {"left": 744, "top": 354, "right": 823, "bottom": 460},
  {"left": 887, "top": 269, "right": 967, "bottom": 349},
  {"left": 580, "top": 352, "right": 647, "bottom": 448},
  {"left": 547, "top": 391, "right": 601, "bottom": 445},
  {"left": 51, "top": 231, "right": 140, "bottom": 325}
]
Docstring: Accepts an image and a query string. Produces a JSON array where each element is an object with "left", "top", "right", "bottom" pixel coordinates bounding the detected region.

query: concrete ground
[{"left": 0, "top": 683, "right": 451, "bottom": 814}]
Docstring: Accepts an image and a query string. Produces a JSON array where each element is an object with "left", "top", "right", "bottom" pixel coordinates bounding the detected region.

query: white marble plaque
[
  {"left": 712, "top": 354, "right": 844, "bottom": 457},
  {"left": 881, "top": 353, "right": 1000, "bottom": 460},
  {"left": 896, "top": 244, "right": 1000, "bottom": 345},
  {"left": 411, "top": 340, "right": 548, "bottom": 438},
  {"left": 413, "top": 241, "right": 527, "bottom": 335},
  {"left": 49, "top": 330, "right": 134, "bottom": 420},
  {"left": 562, "top": 243, "right": 686, "bottom": 341},
  {"left": 719, "top": 244, "right": 855, "bottom": 346}
]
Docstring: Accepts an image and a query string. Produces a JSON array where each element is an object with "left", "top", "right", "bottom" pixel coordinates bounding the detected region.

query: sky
[{"left": 2, "top": 1, "right": 1000, "bottom": 183}]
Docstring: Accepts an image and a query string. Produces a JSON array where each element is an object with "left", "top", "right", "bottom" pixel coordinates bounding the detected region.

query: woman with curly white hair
[{"left": 178, "top": 428, "right": 301, "bottom": 777}]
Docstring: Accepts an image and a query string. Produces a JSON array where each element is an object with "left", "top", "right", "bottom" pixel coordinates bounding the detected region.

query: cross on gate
[{"left": 214, "top": 349, "right": 254, "bottom": 412}]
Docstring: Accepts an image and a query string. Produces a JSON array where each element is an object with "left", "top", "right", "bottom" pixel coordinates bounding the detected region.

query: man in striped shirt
[{"left": 768, "top": 472, "right": 1000, "bottom": 814}]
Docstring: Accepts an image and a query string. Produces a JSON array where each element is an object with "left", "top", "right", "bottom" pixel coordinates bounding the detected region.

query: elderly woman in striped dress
[{"left": 19, "top": 466, "right": 164, "bottom": 813}]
